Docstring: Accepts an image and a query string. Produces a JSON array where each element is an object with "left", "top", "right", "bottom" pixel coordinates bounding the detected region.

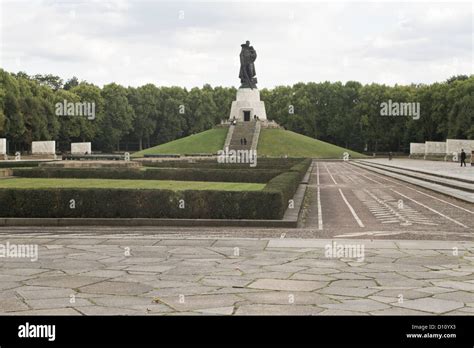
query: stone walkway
[
  {"left": 364, "top": 158, "right": 474, "bottom": 181},
  {"left": 1, "top": 233, "right": 474, "bottom": 315}
]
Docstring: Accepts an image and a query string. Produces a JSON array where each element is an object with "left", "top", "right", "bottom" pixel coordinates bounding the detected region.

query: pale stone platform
[
  {"left": 446, "top": 139, "right": 474, "bottom": 157},
  {"left": 364, "top": 158, "right": 474, "bottom": 182},
  {"left": 71, "top": 142, "right": 92, "bottom": 155},
  {"left": 32, "top": 141, "right": 56, "bottom": 155},
  {"left": 0, "top": 138, "right": 6, "bottom": 155},
  {"left": 409, "top": 143, "right": 425, "bottom": 156},
  {"left": 424, "top": 141, "right": 446, "bottom": 157}
]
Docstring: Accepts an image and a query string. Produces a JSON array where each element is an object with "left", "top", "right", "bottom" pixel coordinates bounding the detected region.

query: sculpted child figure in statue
[{"left": 239, "top": 41, "right": 258, "bottom": 89}]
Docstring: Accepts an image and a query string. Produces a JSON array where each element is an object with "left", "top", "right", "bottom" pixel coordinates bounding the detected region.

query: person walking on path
[{"left": 460, "top": 149, "right": 467, "bottom": 167}]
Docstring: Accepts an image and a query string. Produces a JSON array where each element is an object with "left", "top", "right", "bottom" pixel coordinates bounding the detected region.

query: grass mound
[
  {"left": 132, "top": 128, "right": 227, "bottom": 157},
  {"left": 132, "top": 126, "right": 365, "bottom": 158},
  {"left": 257, "top": 129, "right": 365, "bottom": 158}
]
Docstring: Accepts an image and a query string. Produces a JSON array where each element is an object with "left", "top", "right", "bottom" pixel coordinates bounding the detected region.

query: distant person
[
  {"left": 244, "top": 138, "right": 247, "bottom": 145},
  {"left": 388, "top": 152, "right": 393, "bottom": 160},
  {"left": 460, "top": 149, "right": 467, "bottom": 167}
]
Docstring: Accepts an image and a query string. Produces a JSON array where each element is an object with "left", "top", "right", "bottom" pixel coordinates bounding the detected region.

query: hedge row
[
  {"left": 262, "top": 158, "right": 312, "bottom": 216},
  {"left": 0, "top": 161, "right": 40, "bottom": 168},
  {"left": 1, "top": 158, "right": 311, "bottom": 220},
  {"left": 141, "top": 158, "right": 304, "bottom": 169},
  {"left": 0, "top": 188, "right": 282, "bottom": 219},
  {"left": 13, "top": 167, "right": 283, "bottom": 183}
]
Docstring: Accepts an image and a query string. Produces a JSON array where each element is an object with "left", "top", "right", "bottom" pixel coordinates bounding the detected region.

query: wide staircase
[{"left": 226, "top": 121, "right": 260, "bottom": 151}]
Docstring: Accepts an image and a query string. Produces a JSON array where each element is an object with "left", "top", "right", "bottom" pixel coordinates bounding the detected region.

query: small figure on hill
[{"left": 460, "top": 149, "right": 467, "bottom": 167}]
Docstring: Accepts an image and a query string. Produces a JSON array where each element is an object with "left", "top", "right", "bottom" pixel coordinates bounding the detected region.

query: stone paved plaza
[
  {"left": 1, "top": 232, "right": 474, "bottom": 315},
  {"left": 364, "top": 158, "right": 474, "bottom": 181}
]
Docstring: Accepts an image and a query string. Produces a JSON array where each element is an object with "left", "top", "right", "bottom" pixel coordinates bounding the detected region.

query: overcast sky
[{"left": 1, "top": 0, "right": 472, "bottom": 89}]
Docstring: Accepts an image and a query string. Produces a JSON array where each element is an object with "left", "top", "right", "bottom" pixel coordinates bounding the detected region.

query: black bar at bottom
[{"left": 0, "top": 316, "right": 472, "bottom": 347}]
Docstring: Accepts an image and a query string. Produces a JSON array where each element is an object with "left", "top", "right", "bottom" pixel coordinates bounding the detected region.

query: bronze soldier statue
[{"left": 239, "top": 41, "right": 258, "bottom": 89}]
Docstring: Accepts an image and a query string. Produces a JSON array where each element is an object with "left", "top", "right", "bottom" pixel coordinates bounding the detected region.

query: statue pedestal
[{"left": 229, "top": 88, "right": 267, "bottom": 121}]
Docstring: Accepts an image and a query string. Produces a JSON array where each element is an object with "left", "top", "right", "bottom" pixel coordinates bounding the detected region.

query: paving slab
[
  {"left": 237, "top": 291, "right": 338, "bottom": 306},
  {"left": 79, "top": 281, "right": 153, "bottom": 296},
  {"left": 0, "top": 232, "right": 473, "bottom": 315},
  {"left": 156, "top": 294, "right": 241, "bottom": 311},
  {"left": 0, "top": 298, "right": 30, "bottom": 312},
  {"left": 394, "top": 297, "right": 464, "bottom": 314},
  {"left": 248, "top": 279, "right": 327, "bottom": 291},
  {"left": 320, "top": 299, "right": 390, "bottom": 312},
  {"left": 235, "top": 304, "right": 323, "bottom": 315}
]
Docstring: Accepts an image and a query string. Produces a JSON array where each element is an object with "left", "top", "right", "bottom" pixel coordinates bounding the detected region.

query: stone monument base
[
  {"left": 0, "top": 138, "right": 6, "bottom": 156},
  {"left": 32, "top": 141, "right": 56, "bottom": 155},
  {"left": 229, "top": 88, "right": 267, "bottom": 122},
  {"left": 71, "top": 142, "right": 92, "bottom": 155}
]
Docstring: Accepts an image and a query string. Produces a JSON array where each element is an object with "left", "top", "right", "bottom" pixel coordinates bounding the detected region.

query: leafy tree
[
  {"left": 33, "top": 74, "right": 63, "bottom": 91},
  {"left": 127, "top": 84, "right": 158, "bottom": 150},
  {"left": 64, "top": 77, "right": 79, "bottom": 90},
  {"left": 0, "top": 68, "right": 472, "bottom": 154},
  {"left": 99, "top": 83, "right": 135, "bottom": 151}
]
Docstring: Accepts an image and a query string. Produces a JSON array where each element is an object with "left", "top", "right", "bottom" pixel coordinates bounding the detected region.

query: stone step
[
  {"left": 350, "top": 162, "right": 474, "bottom": 204},
  {"left": 229, "top": 146, "right": 252, "bottom": 151},
  {"left": 227, "top": 121, "right": 258, "bottom": 152},
  {"left": 355, "top": 160, "right": 474, "bottom": 193}
]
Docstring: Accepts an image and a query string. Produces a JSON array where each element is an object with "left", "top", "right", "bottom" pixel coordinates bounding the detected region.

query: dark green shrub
[
  {"left": 3, "top": 158, "right": 312, "bottom": 220},
  {"left": 262, "top": 158, "right": 311, "bottom": 215},
  {"left": 142, "top": 157, "right": 303, "bottom": 169},
  {"left": 13, "top": 168, "right": 283, "bottom": 183},
  {"left": 0, "top": 188, "right": 282, "bottom": 219},
  {"left": 0, "top": 161, "right": 40, "bottom": 168}
]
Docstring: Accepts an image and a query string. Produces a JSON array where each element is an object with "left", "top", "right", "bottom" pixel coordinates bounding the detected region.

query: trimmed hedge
[
  {"left": 262, "top": 158, "right": 312, "bottom": 216},
  {"left": 13, "top": 167, "right": 283, "bottom": 183},
  {"left": 141, "top": 158, "right": 303, "bottom": 170},
  {"left": 0, "top": 188, "right": 282, "bottom": 219},
  {"left": 289, "top": 158, "right": 312, "bottom": 179},
  {"left": 1, "top": 158, "right": 312, "bottom": 220},
  {"left": 0, "top": 161, "right": 40, "bottom": 168}
]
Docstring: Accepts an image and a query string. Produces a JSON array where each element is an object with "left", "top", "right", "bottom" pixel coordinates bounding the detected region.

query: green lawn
[
  {"left": 0, "top": 178, "right": 265, "bottom": 191},
  {"left": 258, "top": 129, "right": 366, "bottom": 158},
  {"left": 132, "top": 128, "right": 227, "bottom": 157},
  {"left": 132, "top": 126, "right": 365, "bottom": 159}
]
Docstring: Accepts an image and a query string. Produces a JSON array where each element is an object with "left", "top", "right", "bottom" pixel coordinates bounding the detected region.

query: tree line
[{"left": 0, "top": 68, "right": 472, "bottom": 153}]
